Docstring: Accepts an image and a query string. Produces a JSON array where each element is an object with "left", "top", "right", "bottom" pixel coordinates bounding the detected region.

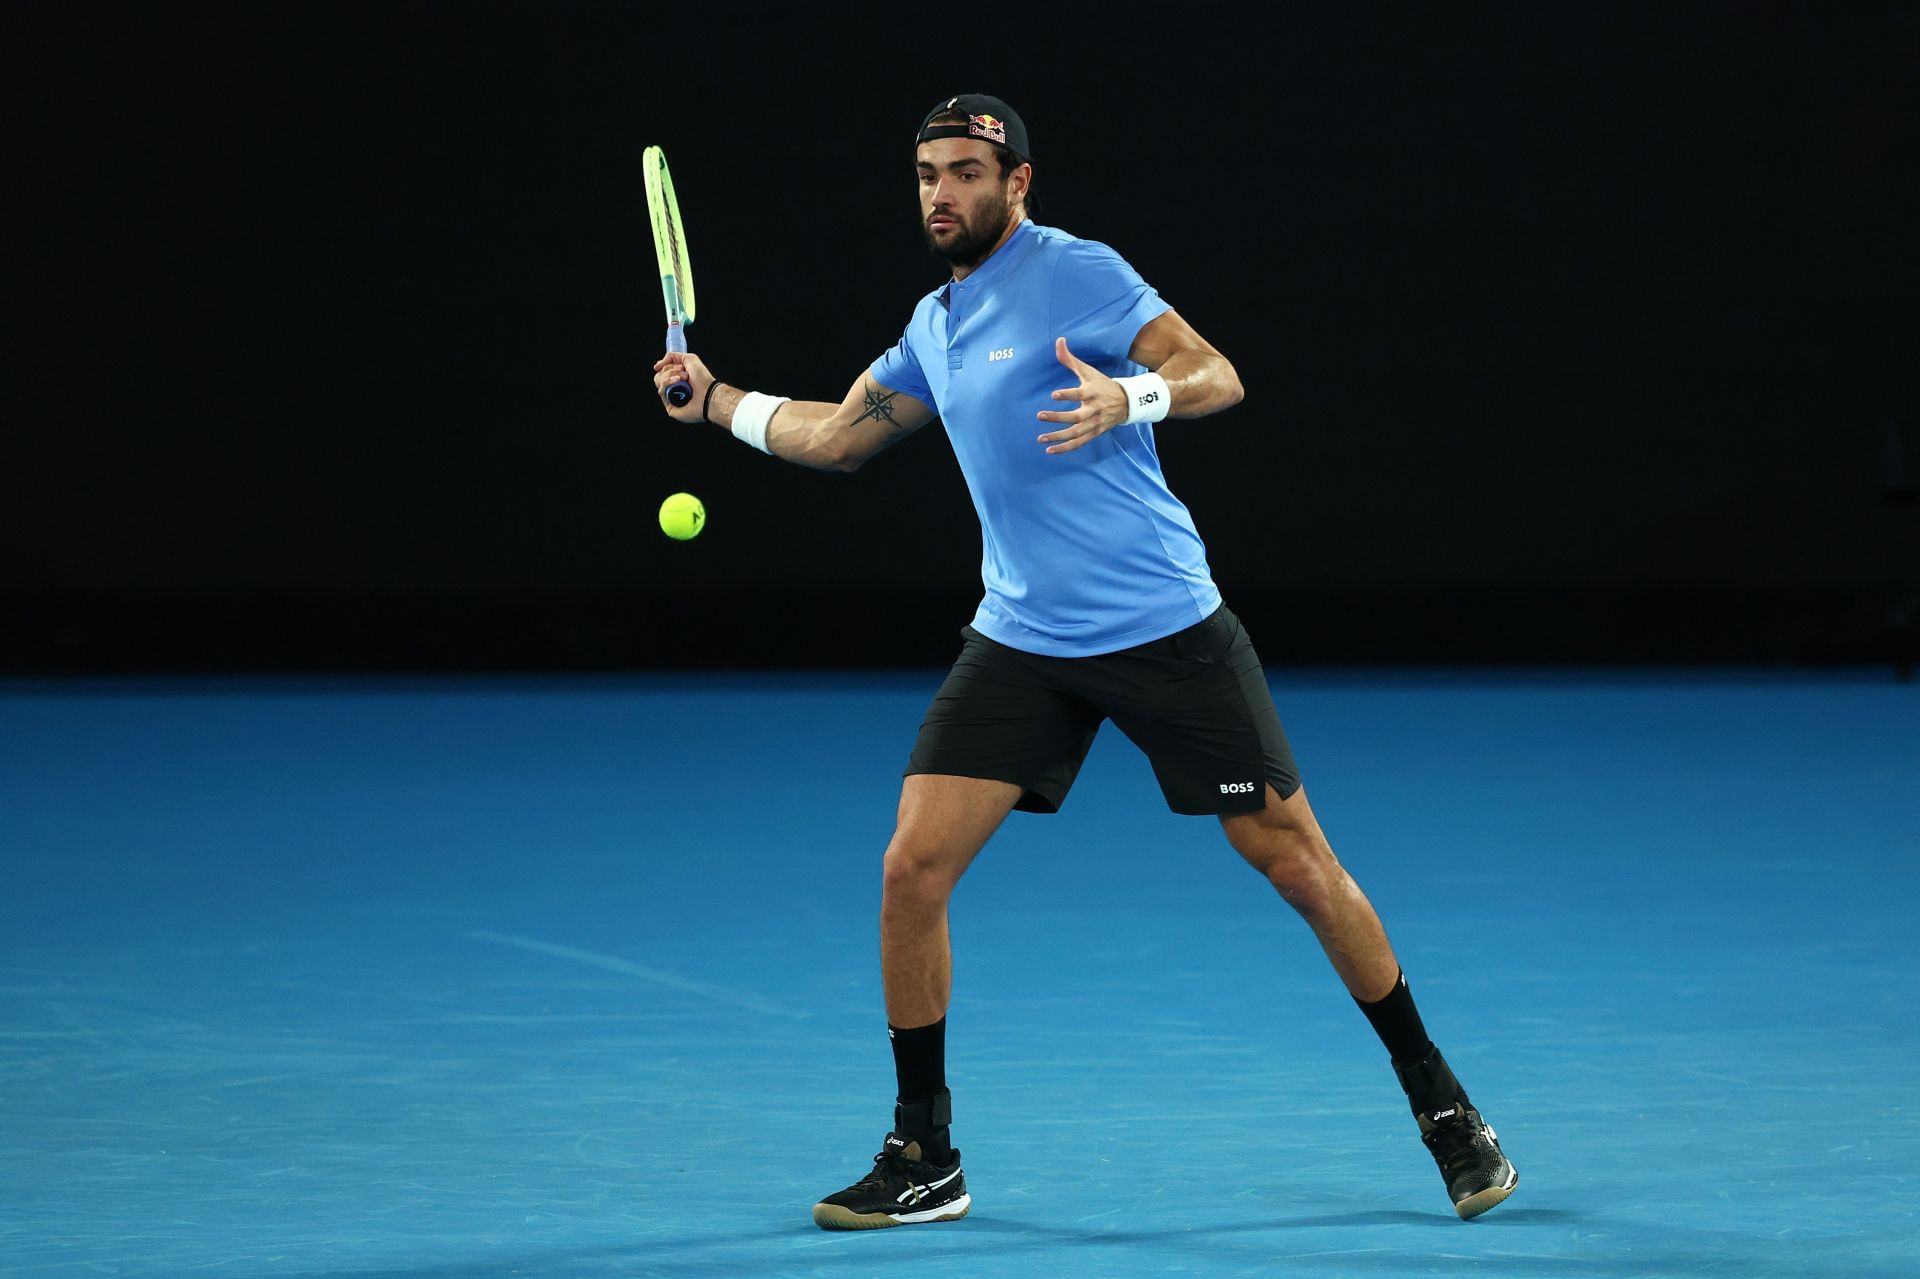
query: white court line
[{"left": 465, "top": 931, "right": 806, "bottom": 1018}]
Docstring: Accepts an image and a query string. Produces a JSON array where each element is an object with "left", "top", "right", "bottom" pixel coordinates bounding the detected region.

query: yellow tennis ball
[{"left": 658, "top": 492, "right": 705, "bottom": 541}]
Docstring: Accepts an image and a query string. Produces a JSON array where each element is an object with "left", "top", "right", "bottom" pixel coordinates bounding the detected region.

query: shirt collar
[{"left": 939, "top": 218, "right": 1036, "bottom": 305}]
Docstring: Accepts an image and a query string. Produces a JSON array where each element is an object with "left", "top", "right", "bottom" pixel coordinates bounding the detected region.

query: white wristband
[
  {"left": 729, "top": 391, "right": 789, "bottom": 454},
  {"left": 1115, "top": 372, "right": 1171, "bottom": 425}
]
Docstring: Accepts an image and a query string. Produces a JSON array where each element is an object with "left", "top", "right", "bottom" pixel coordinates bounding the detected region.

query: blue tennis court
[{"left": 4, "top": 670, "right": 1915, "bottom": 1277}]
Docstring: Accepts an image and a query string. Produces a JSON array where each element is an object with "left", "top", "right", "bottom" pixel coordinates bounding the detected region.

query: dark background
[{"left": 6, "top": 1, "right": 1917, "bottom": 672}]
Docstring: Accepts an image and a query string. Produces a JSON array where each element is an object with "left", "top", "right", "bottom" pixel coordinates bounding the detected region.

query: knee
[
  {"left": 1236, "top": 828, "right": 1339, "bottom": 917},
  {"left": 1267, "top": 859, "right": 1335, "bottom": 918},
  {"left": 881, "top": 835, "right": 960, "bottom": 907}
]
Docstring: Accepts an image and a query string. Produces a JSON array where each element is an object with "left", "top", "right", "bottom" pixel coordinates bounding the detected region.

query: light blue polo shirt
[{"left": 872, "top": 219, "right": 1223, "bottom": 657}]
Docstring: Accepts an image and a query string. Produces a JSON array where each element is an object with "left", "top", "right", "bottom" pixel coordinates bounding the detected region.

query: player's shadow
[
  {"left": 961, "top": 1204, "right": 1578, "bottom": 1240},
  {"left": 195, "top": 1208, "right": 1610, "bottom": 1279}
]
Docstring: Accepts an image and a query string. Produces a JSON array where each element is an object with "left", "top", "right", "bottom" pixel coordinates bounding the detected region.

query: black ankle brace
[
  {"left": 894, "top": 1088, "right": 952, "bottom": 1137},
  {"left": 1393, "top": 1046, "right": 1469, "bottom": 1116},
  {"left": 893, "top": 1088, "right": 954, "bottom": 1163}
]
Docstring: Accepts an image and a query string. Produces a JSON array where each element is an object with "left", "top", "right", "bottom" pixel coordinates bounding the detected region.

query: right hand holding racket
[{"left": 653, "top": 351, "right": 715, "bottom": 425}]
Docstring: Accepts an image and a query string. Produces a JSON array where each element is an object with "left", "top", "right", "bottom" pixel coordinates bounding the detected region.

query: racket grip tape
[{"left": 664, "top": 323, "right": 692, "bottom": 406}]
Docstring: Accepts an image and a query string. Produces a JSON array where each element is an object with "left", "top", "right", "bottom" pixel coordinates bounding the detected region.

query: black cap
[{"left": 915, "top": 93, "right": 1030, "bottom": 162}]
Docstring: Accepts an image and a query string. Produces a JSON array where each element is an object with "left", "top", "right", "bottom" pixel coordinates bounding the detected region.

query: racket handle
[{"left": 664, "top": 323, "right": 692, "bottom": 406}]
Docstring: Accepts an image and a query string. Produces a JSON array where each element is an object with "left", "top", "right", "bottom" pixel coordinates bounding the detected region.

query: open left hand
[{"left": 1036, "top": 337, "right": 1127, "bottom": 454}]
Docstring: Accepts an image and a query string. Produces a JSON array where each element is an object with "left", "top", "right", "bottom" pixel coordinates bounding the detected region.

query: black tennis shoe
[
  {"left": 811, "top": 1132, "right": 970, "bottom": 1230},
  {"left": 1416, "top": 1102, "right": 1518, "bottom": 1219},
  {"left": 1393, "top": 1047, "right": 1518, "bottom": 1219}
]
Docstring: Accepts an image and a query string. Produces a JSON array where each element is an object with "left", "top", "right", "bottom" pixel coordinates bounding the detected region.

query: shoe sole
[
  {"left": 1455, "top": 1167, "right": 1519, "bottom": 1219},
  {"left": 812, "top": 1194, "right": 972, "bottom": 1230}
]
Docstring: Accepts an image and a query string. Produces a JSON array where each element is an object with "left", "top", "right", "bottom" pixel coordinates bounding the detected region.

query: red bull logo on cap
[{"left": 968, "top": 113, "right": 1007, "bottom": 144}]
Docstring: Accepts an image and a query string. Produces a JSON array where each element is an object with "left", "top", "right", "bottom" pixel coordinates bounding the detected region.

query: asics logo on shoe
[
  {"left": 896, "top": 1168, "right": 962, "bottom": 1205},
  {"left": 885, "top": 1136, "right": 907, "bottom": 1152},
  {"left": 1431, "top": 1107, "right": 1458, "bottom": 1121}
]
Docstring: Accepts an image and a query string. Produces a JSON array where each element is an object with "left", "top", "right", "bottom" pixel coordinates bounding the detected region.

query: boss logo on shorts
[
  {"left": 1219, "top": 781, "right": 1258, "bottom": 794},
  {"left": 988, "top": 347, "right": 1015, "bottom": 362}
]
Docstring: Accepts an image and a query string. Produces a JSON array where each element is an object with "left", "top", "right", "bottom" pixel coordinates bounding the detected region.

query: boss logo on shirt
[{"left": 988, "top": 347, "right": 1015, "bottom": 362}]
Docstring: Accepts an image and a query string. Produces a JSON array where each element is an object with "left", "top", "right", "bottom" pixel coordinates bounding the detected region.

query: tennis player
[{"left": 652, "top": 93, "right": 1518, "bottom": 1228}]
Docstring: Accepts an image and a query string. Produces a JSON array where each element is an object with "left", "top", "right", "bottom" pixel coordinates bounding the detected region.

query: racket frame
[{"left": 644, "top": 145, "right": 696, "bottom": 406}]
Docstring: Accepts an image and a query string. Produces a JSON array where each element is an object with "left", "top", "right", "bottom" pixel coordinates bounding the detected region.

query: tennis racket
[{"left": 643, "top": 144, "right": 697, "bottom": 406}]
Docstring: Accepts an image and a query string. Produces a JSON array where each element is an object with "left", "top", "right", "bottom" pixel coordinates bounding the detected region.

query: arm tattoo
[
  {"left": 853, "top": 382, "right": 917, "bottom": 449},
  {"left": 852, "top": 384, "right": 900, "bottom": 429}
]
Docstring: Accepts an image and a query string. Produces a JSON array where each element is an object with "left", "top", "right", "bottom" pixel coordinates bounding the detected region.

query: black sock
[
  {"left": 889, "top": 1017, "right": 953, "bottom": 1161},
  {"left": 1355, "top": 971, "right": 1435, "bottom": 1064},
  {"left": 889, "top": 1016, "right": 947, "bottom": 1103}
]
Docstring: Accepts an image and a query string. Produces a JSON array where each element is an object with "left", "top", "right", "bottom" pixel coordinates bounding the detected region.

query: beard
[{"left": 921, "top": 188, "right": 1013, "bottom": 268}]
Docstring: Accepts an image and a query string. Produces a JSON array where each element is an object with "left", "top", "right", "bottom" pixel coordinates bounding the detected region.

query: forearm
[
  {"left": 705, "top": 382, "right": 854, "bottom": 472},
  {"left": 1156, "top": 350, "right": 1245, "bottom": 419}
]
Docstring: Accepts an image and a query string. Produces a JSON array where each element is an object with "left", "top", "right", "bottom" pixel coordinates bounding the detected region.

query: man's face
[{"left": 915, "top": 137, "right": 1016, "bottom": 268}]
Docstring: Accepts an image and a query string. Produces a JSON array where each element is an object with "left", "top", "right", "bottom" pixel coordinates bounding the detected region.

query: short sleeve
[
  {"left": 870, "top": 328, "right": 935, "bottom": 413},
  {"left": 1048, "top": 240, "right": 1172, "bottom": 369}
]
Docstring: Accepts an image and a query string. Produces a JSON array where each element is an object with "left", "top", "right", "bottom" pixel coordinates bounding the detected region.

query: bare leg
[
  {"left": 1219, "top": 784, "right": 1400, "bottom": 1001},
  {"left": 810, "top": 775, "right": 1018, "bottom": 1229},
  {"left": 880, "top": 773, "right": 1023, "bottom": 1027}
]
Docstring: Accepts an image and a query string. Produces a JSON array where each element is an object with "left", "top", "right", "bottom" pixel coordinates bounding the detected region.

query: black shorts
[{"left": 905, "top": 604, "right": 1301, "bottom": 816}]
